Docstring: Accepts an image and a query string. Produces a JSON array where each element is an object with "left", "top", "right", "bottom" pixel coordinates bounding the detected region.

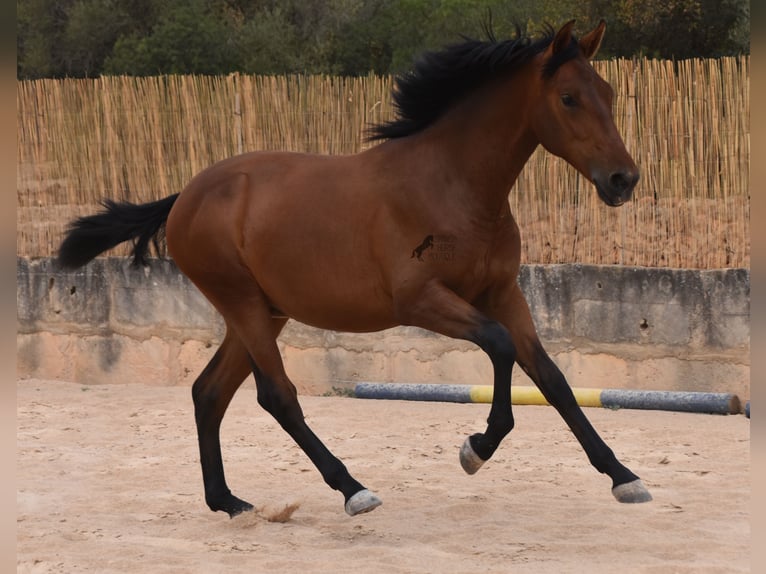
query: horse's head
[{"left": 530, "top": 20, "right": 638, "bottom": 207}]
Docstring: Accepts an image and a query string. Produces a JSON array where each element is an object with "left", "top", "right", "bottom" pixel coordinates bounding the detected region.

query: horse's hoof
[
  {"left": 459, "top": 436, "right": 486, "bottom": 475},
  {"left": 345, "top": 489, "right": 382, "bottom": 516},
  {"left": 208, "top": 493, "right": 254, "bottom": 518},
  {"left": 612, "top": 479, "right": 653, "bottom": 503},
  {"left": 227, "top": 500, "right": 255, "bottom": 518}
]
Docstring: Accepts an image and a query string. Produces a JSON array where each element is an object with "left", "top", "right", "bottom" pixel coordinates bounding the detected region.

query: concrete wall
[{"left": 17, "top": 257, "right": 750, "bottom": 402}]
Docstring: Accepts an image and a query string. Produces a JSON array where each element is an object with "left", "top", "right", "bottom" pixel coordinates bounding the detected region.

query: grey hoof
[
  {"left": 345, "top": 489, "right": 382, "bottom": 516},
  {"left": 612, "top": 479, "right": 653, "bottom": 503},
  {"left": 459, "top": 436, "right": 486, "bottom": 475}
]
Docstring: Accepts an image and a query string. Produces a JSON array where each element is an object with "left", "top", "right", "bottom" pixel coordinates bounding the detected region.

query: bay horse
[{"left": 58, "top": 20, "right": 652, "bottom": 518}]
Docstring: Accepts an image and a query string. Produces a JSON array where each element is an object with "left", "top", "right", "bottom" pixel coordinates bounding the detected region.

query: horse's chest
[{"left": 420, "top": 236, "right": 517, "bottom": 299}]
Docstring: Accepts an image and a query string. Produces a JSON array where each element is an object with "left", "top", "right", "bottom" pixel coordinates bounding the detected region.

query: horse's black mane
[{"left": 367, "top": 25, "right": 580, "bottom": 141}]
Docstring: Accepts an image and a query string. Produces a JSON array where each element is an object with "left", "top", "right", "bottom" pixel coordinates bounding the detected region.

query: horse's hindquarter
[{"left": 167, "top": 151, "right": 395, "bottom": 331}]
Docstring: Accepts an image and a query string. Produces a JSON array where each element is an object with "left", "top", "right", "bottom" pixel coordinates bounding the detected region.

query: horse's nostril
[
  {"left": 610, "top": 172, "right": 628, "bottom": 191},
  {"left": 609, "top": 171, "right": 639, "bottom": 193}
]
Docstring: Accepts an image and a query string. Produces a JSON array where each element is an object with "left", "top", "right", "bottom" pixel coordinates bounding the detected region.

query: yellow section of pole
[{"left": 469, "top": 386, "right": 603, "bottom": 408}]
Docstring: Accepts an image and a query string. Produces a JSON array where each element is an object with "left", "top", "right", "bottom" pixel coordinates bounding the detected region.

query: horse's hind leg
[
  {"left": 220, "top": 290, "right": 381, "bottom": 516},
  {"left": 192, "top": 325, "right": 265, "bottom": 517},
  {"left": 485, "top": 283, "right": 652, "bottom": 503},
  {"left": 250, "top": 358, "right": 381, "bottom": 515}
]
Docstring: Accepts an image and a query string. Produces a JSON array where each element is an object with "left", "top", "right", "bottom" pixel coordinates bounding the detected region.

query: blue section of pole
[
  {"left": 354, "top": 383, "right": 473, "bottom": 403},
  {"left": 599, "top": 389, "right": 740, "bottom": 415}
]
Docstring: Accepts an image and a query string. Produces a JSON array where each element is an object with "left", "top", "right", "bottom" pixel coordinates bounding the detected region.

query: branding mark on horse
[
  {"left": 411, "top": 234, "right": 457, "bottom": 262},
  {"left": 411, "top": 235, "right": 434, "bottom": 260}
]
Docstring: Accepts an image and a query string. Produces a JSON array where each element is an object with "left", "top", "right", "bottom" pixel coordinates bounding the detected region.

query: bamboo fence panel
[{"left": 16, "top": 57, "right": 749, "bottom": 268}]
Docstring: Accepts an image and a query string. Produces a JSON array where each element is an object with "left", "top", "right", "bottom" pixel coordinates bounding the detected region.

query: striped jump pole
[{"left": 353, "top": 383, "right": 742, "bottom": 415}]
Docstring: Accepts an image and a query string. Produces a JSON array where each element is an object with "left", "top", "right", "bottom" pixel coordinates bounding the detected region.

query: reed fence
[{"left": 17, "top": 56, "right": 749, "bottom": 268}]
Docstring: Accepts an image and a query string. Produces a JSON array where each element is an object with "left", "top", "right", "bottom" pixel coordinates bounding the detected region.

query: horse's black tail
[{"left": 57, "top": 193, "right": 180, "bottom": 270}]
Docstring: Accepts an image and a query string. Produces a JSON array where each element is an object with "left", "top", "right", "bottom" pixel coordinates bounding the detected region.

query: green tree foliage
[
  {"left": 17, "top": 0, "right": 750, "bottom": 79},
  {"left": 18, "top": 0, "right": 72, "bottom": 77},
  {"left": 104, "top": 0, "right": 241, "bottom": 75},
  {"left": 64, "top": 0, "right": 132, "bottom": 76},
  {"left": 598, "top": 0, "right": 751, "bottom": 58}
]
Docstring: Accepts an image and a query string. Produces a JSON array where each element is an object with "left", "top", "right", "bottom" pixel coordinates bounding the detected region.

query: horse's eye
[{"left": 561, "top": 94, "right": 576, "bottom": 108}]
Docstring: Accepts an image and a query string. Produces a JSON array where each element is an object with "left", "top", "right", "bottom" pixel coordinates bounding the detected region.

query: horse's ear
[
  {"left": 579, "top": 20, "right": 606, "bottom": 59},
  {"left": 551, "top": 20, "right": 576, "bottom": 56}
]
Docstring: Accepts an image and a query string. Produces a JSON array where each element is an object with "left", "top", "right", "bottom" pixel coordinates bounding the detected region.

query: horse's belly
[
  {"left": 266, "top": 284, "right": 397, "bottom": 333},
  {"left": 250, "top": 244, "right": 397, "bottom": 332},
  {"left": 282, "top": 306, "right": 398, "bottom": 334}
]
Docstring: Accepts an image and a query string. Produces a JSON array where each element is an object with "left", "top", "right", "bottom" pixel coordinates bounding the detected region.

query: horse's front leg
[
  {"left": 482, "top": 281, "right": 652, "bottom": 503},
  {"left": 394, "top": 280, "right": 518, "bottom": 472}
]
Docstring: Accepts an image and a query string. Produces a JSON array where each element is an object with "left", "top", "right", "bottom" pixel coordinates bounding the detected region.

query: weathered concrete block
[
  {"left": 573, "top": 300, "right": 690, "bottom": 345},
  {"left": 17, "top": 258, "right": 110, "bottom": 331},
  {"left": 517, "top": 264, "right": 571, "bottom": 340},
  {"left": 108, "top": 258, "right": 222, "bottom": 337},
  {"left": 699, "top": 268, "right": 750, "bottom": 349}
]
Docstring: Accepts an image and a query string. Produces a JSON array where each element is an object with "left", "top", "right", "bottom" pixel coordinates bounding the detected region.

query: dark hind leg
[
  {"left": 249, "top": 360, "right": 381, "bottom": 515},
  {"left": 222, "top": 290, "right": 381, "bottom": 516},
  {"left": 192, "top": 325, "right": 273, "bottom": 517},
  {"left": 485, "top": 283, "right": 652, "bottom": 503}
]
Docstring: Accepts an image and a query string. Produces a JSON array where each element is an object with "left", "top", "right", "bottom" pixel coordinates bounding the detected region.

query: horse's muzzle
[{"left": 594, "top": 169, "right": 639, "bottom": 207}]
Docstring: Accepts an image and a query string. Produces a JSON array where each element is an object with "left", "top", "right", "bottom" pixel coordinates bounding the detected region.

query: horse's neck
[{"left": 405, "top": 79, "right": 539, "bottom": 220}]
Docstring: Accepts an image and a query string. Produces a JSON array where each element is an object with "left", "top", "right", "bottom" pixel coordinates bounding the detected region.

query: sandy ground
[{"left": 18, "top": 379, "right": 750, "bottom": 573}]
